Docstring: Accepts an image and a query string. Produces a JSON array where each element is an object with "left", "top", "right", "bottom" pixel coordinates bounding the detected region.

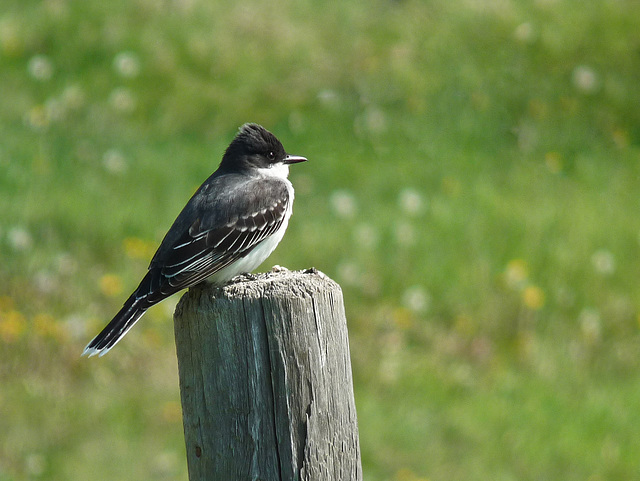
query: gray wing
[{"left": 138, "top": 173, "right": 290, "bottom": 302}]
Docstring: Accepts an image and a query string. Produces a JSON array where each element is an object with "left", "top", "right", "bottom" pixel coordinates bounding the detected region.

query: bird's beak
[{"left": 284, "top": 154, "right": 308, "bottom": 165}]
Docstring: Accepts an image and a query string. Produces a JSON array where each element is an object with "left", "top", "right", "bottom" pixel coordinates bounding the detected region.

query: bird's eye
[{"left": 266, "top": 151, "right": 276, "bottom": 161}]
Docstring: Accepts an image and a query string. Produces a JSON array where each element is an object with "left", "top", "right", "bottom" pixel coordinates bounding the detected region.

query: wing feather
[{"left": 148, "top": 175, "right": 291, "bottom": 295}]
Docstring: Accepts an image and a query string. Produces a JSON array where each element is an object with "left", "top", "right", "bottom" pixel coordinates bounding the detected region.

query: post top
[{"left": 185, "top": 267, "right": 341, "bottom": 302}]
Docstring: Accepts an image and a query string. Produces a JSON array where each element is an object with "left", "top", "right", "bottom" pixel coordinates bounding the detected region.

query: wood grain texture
[{"left": 173, "top": 268, "right": 362, "bottom": 481}]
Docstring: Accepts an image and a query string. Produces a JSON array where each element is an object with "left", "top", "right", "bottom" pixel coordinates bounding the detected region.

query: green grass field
[{"left": 2, "top": 0, "right": 640, "bottom": 479}]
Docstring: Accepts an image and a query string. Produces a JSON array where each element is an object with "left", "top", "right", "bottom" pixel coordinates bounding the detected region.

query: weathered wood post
[{"left": 173, "top": 268, "right": 362, "bottom": 481}]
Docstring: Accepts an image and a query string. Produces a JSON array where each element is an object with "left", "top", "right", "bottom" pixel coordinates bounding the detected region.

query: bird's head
[{"left": 220, "top": 123, "right": 307, "bottom": 174}]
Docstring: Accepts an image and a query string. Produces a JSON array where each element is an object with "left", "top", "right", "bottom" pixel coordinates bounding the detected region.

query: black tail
[{"left": 83, "top": 294, "right": 147, "bottom": 357}]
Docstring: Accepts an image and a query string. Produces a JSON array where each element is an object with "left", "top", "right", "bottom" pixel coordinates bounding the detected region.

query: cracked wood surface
[{"left": 174, "top": 268, "right": 362, "bottom": 481}]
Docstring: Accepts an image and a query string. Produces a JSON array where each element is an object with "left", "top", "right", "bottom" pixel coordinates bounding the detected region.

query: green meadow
[{"left": 2, "top": 0, "right": 640, "bottom": 479}]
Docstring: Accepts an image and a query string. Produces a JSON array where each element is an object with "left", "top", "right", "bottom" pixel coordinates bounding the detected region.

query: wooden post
[{"left": 173, "top": 268, "right": 363, "bottom": 481}]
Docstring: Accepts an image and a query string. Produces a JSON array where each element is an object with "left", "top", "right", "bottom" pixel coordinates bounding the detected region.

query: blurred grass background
[{"left": 2, "top": 0, "right": 640, "bottom": 479}]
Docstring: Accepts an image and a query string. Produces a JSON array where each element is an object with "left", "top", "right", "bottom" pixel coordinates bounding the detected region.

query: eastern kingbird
[{"left": 83, "top": 123, "right": 307, "bottom": 357}]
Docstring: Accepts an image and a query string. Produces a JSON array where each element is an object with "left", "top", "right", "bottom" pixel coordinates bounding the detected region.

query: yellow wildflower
[
  {"left": 161, "top": 401, "right": 182, "bottom": 423},
  {"left": 612, "top": 129, "right": 629, "bottom": 149},
  {"left": 33, "top": 313, "right": 60, "bottom": 338},
  {"left": 123, "top": 237, "right": 155, "bottom": 260},
  {"left": 392, "top": 307, "right": 413, "bottom": 330},
  {"left": 523, "top": 285, "right": 545, "bottom": 310},
  {"left": 545, "top": 152, "right": 562, "bottom": 174},
  {"left": 505, "top": 259, "right": 529, "bottom": 289},
  {"left": 100, "top": 274, "right": 123, "bottom": 297},
  {"left": 0, "top": 310, "right": 27, "bottom": 343},
  {"left": 395, "top": 468, "right": 429, "bottom": 481}
]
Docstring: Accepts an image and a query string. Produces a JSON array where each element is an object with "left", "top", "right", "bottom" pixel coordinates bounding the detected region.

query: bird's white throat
[{"left": 255, "top": 162, "right": 290, "bottom": 180}]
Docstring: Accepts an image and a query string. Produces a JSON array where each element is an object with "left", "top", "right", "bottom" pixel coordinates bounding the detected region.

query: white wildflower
[
  {"left": 109, "top": 87, "right": 136, "bottom": 113},
  {"left": 103, "top": 149, "right": 127, "bottom": 174},
  {"left": 28, "top": 55, "right": 53, "bottom": 81},
  {"left": 113, "top": 51, "right": 141, "bottom": 78},
  {"left": 398, "top": 188, "right": 425, "bottom": 215},
  {"left": 402, "top": 285, "right": 431, "bottom": 313},
  {"left": 572, "top": 65, "right": 600, "bottom": 94},
  {"left": 329, "top": 190, "right": 357, "bottom": 218},
  {"left": 591, "top": 249, "right": 615, "bottom": 275}
]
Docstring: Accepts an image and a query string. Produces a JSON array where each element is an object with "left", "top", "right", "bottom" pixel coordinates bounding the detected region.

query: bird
[{"left": 83, "top": 123, "right": 307, "bottom": 357}]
